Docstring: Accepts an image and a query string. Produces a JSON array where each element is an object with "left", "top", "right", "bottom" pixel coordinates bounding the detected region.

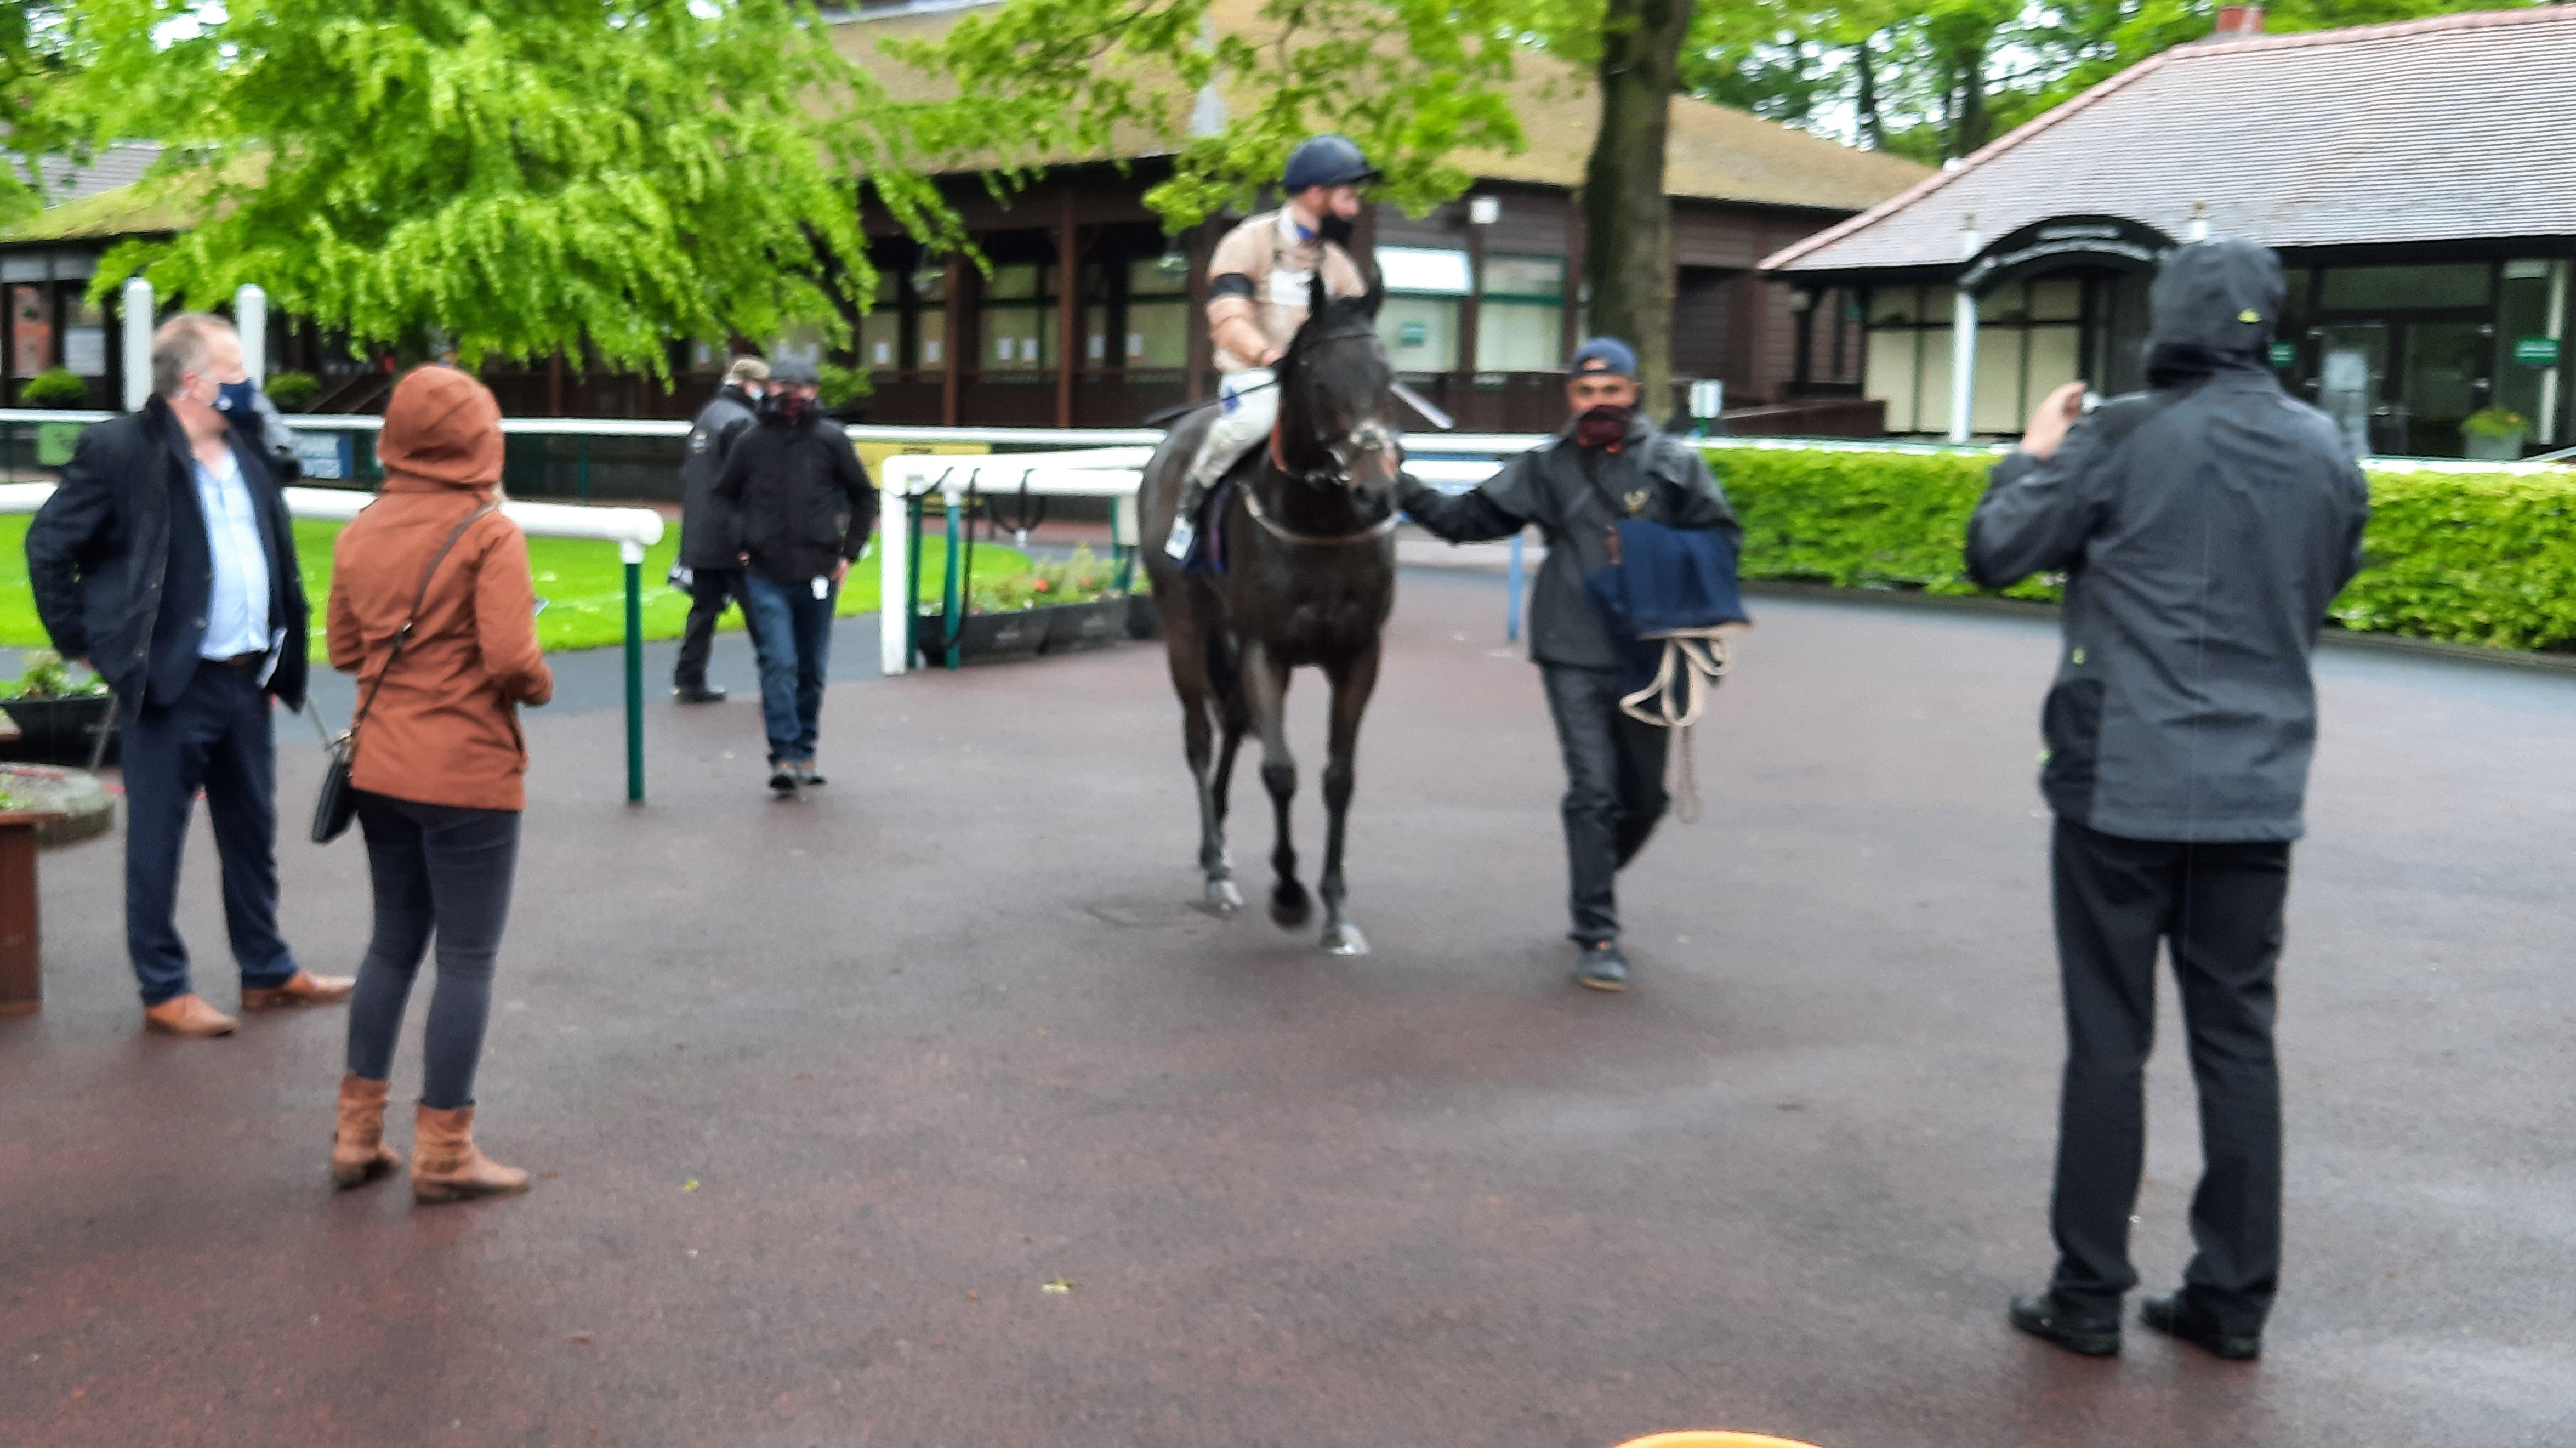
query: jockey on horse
[{"left": 1163, "top": 134, "right": 1379, "bottom": 566}]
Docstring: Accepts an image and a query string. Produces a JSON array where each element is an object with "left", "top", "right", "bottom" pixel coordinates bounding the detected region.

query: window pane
[
  {"left": 918, "top": 311, "right": 946, "bottom": 367},
  {"left": 2029, "top": 278, "right": 2083, "bottom": 322},
  {"left": 2028, "top": 325, "right": 2083, "bottom": 404},
  {"left": 1377, "top": 296, "right": 1461, "bottom": 370},
  {"left": 861, "top": 311, "right": 902, "bottom": 371},
  {"left": 2320, "top": 264, "right": 2491, "bottom": 312},
  {"left": 982, "top": 309, "right": 1051, "bottom": 370},
  {"left": 1866, "top": 328, "right": 1919, "bottom": 433},
  {"left": 1976, "top": 284, "right": 2027, "bottom": 323},
  {"left": 987, "top": 263, "right": 1042, "bottom": 302},
  {"left": 1379, "top": 247, "right": 1471, "bottom": 296},
  {"left": 1129, "top": 255, "right": 1191, "bottom": 299},
  {"left": 1482, "top": 254, "right": 1563, "bottom": 300},
  {"left": 2495, "top": 260, "right": 2566, "bottom": 444},
  {"left": 1127, "top": 300, "right": 1190, "bottom": 368},
  {"left": 1918, "top": 326, "right": 1954, "bottom": 435},
  {"left": 1972, "top": 328, "right": 2026, "bottom": 434},
  {"left": 1477, "top": 301, "right": 1561, "bottom": 371}
]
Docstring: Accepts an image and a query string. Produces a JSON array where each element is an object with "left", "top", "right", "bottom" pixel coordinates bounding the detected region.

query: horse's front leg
[
  {"left": 1316, "top": 639, "right": 1381, "bottom": 955},
  {"left": 1241, "top": 640, "right": 1309, "bottom": 929}
]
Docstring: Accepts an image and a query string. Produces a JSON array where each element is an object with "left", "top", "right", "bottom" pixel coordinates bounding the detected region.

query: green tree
[
  {"left": 899, "top": 0, "right": 1526, "bottom": 228},
  {"left": 1685, "top": 0, "right": 2548, "bottom": 164},
  {"left": 58, "top": 0, "right": 955, "bottom": 378},
  {"left": 0, "top": 3, "right": 88, "bottom": 223}
]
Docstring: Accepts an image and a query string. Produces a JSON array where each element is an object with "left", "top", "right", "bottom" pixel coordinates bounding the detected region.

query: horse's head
[{"left": 1274, "top": 271, "right": 1399, "bottom": 496}]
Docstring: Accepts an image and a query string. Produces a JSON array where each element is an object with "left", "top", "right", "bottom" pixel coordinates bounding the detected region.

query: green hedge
[{"left": 1707, "top": 445, "right": 2576, "bottom": 651}]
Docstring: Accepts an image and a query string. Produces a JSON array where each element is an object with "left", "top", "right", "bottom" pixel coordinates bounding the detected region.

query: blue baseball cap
[{"left": 1567, "top": 337, "right": 1637, "bottom": 379}]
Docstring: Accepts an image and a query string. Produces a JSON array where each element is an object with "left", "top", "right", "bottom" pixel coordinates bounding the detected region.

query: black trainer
[
  {"left": 1572, "top": 941, "right": 1630, "bottom": 992},
  {"left": 673, "top": 683, "right": 727, "bottom": 703},
  {"left": 768, "top": 765, "right": 799, "bottom": 796},
  {"left": 2008, "top": 1292, "right": 2121, "bottom": 1357},
  {"left": 2140, "top": 1293, "right": 2261, "bottom": 1360}
]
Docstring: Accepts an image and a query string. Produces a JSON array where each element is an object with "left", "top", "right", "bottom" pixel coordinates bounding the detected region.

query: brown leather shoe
[
  {"left": 329, "top": 1074, "right": 405, "bottom": 1189},
  {"left": 411, "top": 1104, "right": 530, "bottom": 1205},
  {"left": 240, "top": 971, "right": 356, "bottom": 1010},
  {"left": 143, "top": 994, "right": 238, "bottom": 1037}
]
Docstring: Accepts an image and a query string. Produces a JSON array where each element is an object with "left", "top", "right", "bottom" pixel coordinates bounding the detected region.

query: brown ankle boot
[
  {"left": 329, "top": 1074, "right": 405, "bottom": 1189},
  {"left": 410, "top": 1103, "right": 530, "bottom": 1205}
]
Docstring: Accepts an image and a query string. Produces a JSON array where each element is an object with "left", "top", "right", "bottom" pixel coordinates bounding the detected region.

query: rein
[{"left": 1249, "top": 370, "right": 1396, "bottom": 548}]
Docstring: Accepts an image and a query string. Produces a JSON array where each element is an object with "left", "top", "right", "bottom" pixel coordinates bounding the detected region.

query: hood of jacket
[
  {"left": 2144, "top": 239, "right": 2285, "bottom": 386},
  {"left": 377, "top": 365, "right": 504, "bottom": 490}
]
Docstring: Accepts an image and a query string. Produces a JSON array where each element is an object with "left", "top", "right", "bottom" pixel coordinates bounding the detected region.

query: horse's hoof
[
  {"left": 1269, "top": 881, "right": 1311, "bottom": 930},
  {"left": 1320, "top": 922, "right": 1369, "bottom": 956},
  {"left": 1202, "top": 879, "right": 1243, "bottom": 916}
]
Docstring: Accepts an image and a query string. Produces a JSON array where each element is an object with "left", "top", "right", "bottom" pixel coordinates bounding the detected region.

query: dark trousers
[
  {"left": 2048, "top": 817, "right": 2290, "bottom": 1336},
  {"left": 741, "top": 573, "right": 835, "bottom": 765},
  {"left": 121, "top": 660, "right": 297, "bottom": 1006},
  {"left": 674, "top": 566, "right": 748, "bottom": 690},
  {"left": 1541, "top": 665, "right": 1670, "bottom": 944},
  {"left": 345, "top": 791, "right": 522, "bottom": 1110}
]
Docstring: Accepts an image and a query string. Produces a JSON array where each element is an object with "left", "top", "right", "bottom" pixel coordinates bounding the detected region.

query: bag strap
[{"left": 344, "top": 503, "right": 492, "bottom": 745}]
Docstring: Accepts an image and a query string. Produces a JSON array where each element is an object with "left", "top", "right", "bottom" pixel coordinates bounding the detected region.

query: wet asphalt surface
[{"left": 2, "top": 568, "right": 2571, "bottom": 1447}]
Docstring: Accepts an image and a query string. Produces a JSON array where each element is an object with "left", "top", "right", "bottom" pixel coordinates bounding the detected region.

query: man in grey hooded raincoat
[{"left": 1967, "top": 239, "right": 2369, "bottom": 1361}]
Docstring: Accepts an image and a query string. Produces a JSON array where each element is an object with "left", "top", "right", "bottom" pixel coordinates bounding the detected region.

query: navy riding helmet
[{"left": 1283, "top": 134, "right": 1380, "bottom": 195}]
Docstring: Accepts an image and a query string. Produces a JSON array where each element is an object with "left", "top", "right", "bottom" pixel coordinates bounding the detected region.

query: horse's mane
[{"left": 1283, "top": 291, "right": 1386, "bottom": 371}]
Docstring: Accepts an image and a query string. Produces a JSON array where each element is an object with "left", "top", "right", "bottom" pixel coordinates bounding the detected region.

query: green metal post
[
  {"left": 623, "top": 543, "right": 644, "bottom": 803},
  {"left": 906, "top": 494, "right": 928, "bottom": 669},
  {"left": 940, "top": 491, "right": 964, "bottom": 672}
]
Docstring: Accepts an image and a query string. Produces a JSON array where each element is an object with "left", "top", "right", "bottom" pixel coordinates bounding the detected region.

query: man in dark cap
[
  {"left": 671, "top": 353, "right": 766, "bottom": 703},
  {"left": 1971, "top": 239, "right": 2369, "bottom": 1362},
  {"left": 1397, "top": 337, "right": 1739, "bottom": 991},
  {"left": 713, "top": 356, "right": 875, "bottom": 796}
]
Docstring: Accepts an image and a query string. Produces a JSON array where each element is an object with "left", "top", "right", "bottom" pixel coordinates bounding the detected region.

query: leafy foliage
[
  {"left": 0, "top": 3, "right": 83, "bottom": 224},
  {"left": 818, "top": 361, "right": 874, "bottom": 412},
  {"left": 62, "top": 0, "right": 957, "bottom": 378},
  {"left": 2, "top": 648, "right": 109, "bottom": 699},
  {"left": 899, "top": 0, "right": 1527, "bottom": 229},
  {"left": 966, "top": 542, "right": 1123, "bottom": 612},
  {"left": 1678, "top": 0, "right": 2548, "bottom": 163},
  {"left": 262, "top": 369, "right": 320, "bottom": 411},
  {"left": 16, "top": 366, "right": 86, "bottom": 407},
  {"left": 1715, "top": 444, "right": 2576, "bottom": 650},
  {"left": 2330, "top": 469, "right": 2576, "bottom": 650}
]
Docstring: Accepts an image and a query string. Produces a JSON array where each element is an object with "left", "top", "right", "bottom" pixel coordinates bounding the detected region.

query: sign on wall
[{"left": 2511, "top": 336, "right": 2561, "bottom": 368}]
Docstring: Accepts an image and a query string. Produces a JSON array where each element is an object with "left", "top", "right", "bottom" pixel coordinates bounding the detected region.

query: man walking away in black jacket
[
  {"left": 1398, "top": 338, "right": 1741, "bottom": 992},
  {"left": 713, "top": 357, "right": 875, "bottom": 796},
  {"left": 672, "top": 354, "right": 767, "bottom": 703},
  {"left": 1972, "top": 240, "right": 2369, "bottom": 1362},
  {"left": 26, "top": 313, "right": 350, "bottom": 1037}
]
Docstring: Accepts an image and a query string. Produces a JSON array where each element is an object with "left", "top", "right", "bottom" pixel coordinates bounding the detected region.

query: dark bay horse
[{"left": 1138, "top": 280, "right": 1401, "bottom": 955}]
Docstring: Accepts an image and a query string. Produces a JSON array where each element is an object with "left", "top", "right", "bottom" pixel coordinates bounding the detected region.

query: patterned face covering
[
  {"left": 1574, "top": 403, "right": 1632, "bottom": 450},
  {"left": 763, "top": 390, "right": 815, "bottom": 426}
]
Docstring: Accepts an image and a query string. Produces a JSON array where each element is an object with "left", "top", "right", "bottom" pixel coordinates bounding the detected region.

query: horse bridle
[{"left": 1247, "top": 323, "right": 1401, "bottom": 547}]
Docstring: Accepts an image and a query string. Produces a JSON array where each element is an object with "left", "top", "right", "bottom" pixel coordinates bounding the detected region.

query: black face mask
[
  {"left": 1317, "top": 212, "right": 1356, "bottom": 247},
  {"left": 761, "top": 390, "right": 815, "bottom": 426},
  {"left": 1574, "top": 404, "right": 1632, "bottom": 450}
]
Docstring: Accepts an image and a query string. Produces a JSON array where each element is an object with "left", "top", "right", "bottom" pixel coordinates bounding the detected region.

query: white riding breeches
[{"left": 1184, "top": 368, "right": 1278, "bottom": 492}]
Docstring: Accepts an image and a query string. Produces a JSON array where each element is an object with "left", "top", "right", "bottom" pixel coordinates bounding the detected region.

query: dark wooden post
[
  {"left": 1055, "top": 188, "right": 1079, "bottom": 428},
  {"left": 0, "top": 814, "right": 53, "bottom": 1015},
  {"left": 941, "top": 254, "right": 965, "bottom": 427},
  {"left": 1561, "top": 198, "right": 1586, "bottom": 362},
  {"left": 1459, "top": 211, "right": 1485, "bottom": 382}
]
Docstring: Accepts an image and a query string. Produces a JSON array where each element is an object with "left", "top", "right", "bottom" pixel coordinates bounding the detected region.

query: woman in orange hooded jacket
[{"left": 322, "top": 365, "right": 554, "bottom": 1205}]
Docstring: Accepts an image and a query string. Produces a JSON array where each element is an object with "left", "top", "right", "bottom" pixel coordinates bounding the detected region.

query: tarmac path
[{"left": 2, "top": 568, "right": 2570, "bottom": 1447}]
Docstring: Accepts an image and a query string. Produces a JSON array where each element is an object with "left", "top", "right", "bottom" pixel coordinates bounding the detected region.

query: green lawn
[{"left": 0, "top": 515, "right": 1031, "bottom": 659}]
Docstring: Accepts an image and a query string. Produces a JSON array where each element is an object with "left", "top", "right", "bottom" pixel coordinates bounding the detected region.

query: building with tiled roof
[{"left": 1761, "top": 6, "right": 2575, "bottom": 459}]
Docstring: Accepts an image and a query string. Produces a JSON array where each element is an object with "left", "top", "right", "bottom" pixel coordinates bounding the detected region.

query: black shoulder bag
[{"left": 310, "top": 506, "right": 490, "bottom": 844}]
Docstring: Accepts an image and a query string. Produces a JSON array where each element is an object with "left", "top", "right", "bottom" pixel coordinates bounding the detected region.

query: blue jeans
[
  {"left": 121, "top": 660, "right": 299, "bottom": 1005},
  {"left": 741, "top": 573, "right": 836, "bottom": 764}
]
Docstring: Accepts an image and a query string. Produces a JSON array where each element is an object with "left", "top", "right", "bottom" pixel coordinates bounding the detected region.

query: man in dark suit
[{"left": 26, "top": 313, "right": 348, "bottom": 1037}]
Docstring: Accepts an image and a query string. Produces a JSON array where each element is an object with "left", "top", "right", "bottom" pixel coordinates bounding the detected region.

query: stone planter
[
  {"left": 1126, "top": 592, "right": 1164, "bottom": 641},
  {"left": 914, "top": 608, "right": 1045, "bottom": 666},
  {"left": 0, "top": 695, "right": 117, "bottom": 767},
  {"left": 913, "top": 597, "right": 1139, "bottom": 665},
  {"left": 1042, "top": 598, "right": 1130, "bottom": 654},
  {"left": 2463, "top": 430, "right": 2527, "bottom": 462}
]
